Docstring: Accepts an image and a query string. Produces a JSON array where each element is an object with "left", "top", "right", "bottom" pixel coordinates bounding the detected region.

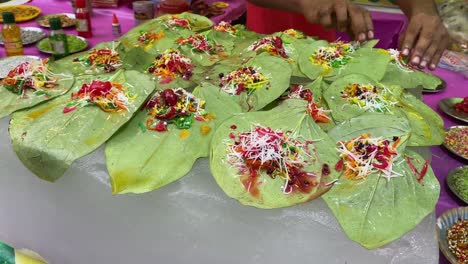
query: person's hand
[
  {"left": 299, "top": 0, "right": 374, "bottom": 42},
  {"left": 400, "top": 12, "right": 449, "bottom": 70}
]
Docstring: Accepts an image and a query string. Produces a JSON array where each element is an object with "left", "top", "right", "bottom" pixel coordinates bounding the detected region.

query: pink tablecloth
[{"left": 1, "top": 2, "right": 467, "bottom": 263}]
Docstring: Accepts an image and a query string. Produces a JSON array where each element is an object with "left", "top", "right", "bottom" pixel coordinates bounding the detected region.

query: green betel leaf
[
  {"left": 0, "top": 60, "right": 75, "bottom": 119},
  {"left": 323, "top": 74, "right": 444, "bottom": 146},
  {"left": 324, "top": 114, "right": 439, "bottom": 249},
  {"left": 210, "top": 99, "right": 341, "bottom": 209},
  {"left": 323, "top": 74, "right": 398, "bottom": 123},
  {"left": 332, "top": 48, "right": 390, "bottom": 81},
  {"left": 299, "top": 41, "right": 390, "bottom": 81},
  {"left": 323, "top": 149, "right": 439, "bottom": 249},
  {"left": 395, "top": 92, "right": 445, "bottom": 146},
  {"left": 54, "top": 41, "right": 124, "bottom": 76},
  {"left": 327, "top": 113, "right": 412, "bottom": 144},
  {"left": 156, "top": 13, "right": 213, "bottom": 35},
  {"left": 9, "top": 70, "right": 156, "bottom": 182},
  {"left": 119, "top": 27, "right": 180, "bottom": 54},
  {"left": 176, "top": 32, "right": 234, "bottom": 67},
  {"left": 379, "top": 50, "right": 442, "bottom": 90},
  {"left": 124, "top": 48, "right": 197, "bottom": 90},
  {"left": 207, "top": 54, "right": 292, "bottom": 111},
  {"left": 105, "top": 85, "right": 239, "bottom": 194},
  {"left": 360, "top": 39, "right": 379, "bottom": 48}
]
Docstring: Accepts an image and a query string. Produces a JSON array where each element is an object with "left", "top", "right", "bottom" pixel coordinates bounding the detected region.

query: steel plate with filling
[
  {"left": 0, "top": 27, "right": 46, "bottom": 46},
  {"left": 439, "top": 97, "right": 468, "bottom": 123},
  {"left": 436, "top": 207, "right": 468, "bottom": 264},
  {"left": 447, "top": 166, "right": 468, "bottom": 204},
  {"left": 36, "top": 13, "right": 76, "bottom": 28},
  {"left": 36, "top": 34, "right": 88, "bottom": 54},
  {"left": 0, "top": 55, "right": 41, "bottom": 79},
  {"left": 443, "top": 126, "right": 468, "bottom": 162}
]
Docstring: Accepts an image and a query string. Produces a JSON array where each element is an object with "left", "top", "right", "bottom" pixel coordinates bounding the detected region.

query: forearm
[
  {"left": 395, "top": 0, "right": 438, "bottom": 17},
  {"left": 247, "top": 0, "right": 303, "bottom": 13}
]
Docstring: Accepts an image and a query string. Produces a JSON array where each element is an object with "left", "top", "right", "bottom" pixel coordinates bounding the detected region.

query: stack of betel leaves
[{"left": 0, "top": 13, "right": 445, "bottom": 249}]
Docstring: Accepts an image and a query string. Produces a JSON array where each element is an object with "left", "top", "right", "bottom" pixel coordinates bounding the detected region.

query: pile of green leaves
[{"left": 1, "top": 12, "right": 445, "bottom": 250}]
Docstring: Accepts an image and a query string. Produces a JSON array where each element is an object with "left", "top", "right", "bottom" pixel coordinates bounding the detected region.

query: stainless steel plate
[
  {"left": 0, "top": 55, "right": 41, "bottom": 79},
  {"left": 422, "top": 78, "right": 447, "bottom": 93},
  {"left": 436, "top": 207, "right": 468, "bottom": 264},
  {"left": 0, "top": 27, "right": 46, "bottom": 46},
  {"left": 36, "top": 13, "right": 76, "bottom": 28},
  {"left": 446, "top": 165, "right": 468, "bottom": 204},
  {"left": 36, "top": 35, "right": 88, "bottom": 54},
  {"left": 443, "top": 126, "right": 468, "bottom": 162},
  {"left": 438, "top": 97, "right": 468, "bottom": 123}
]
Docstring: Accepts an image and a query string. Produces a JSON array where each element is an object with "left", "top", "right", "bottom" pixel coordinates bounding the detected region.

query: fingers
[
  {"left": 363, "top": 10, "right": 374, "bottom": 39},
  {"left": 348, "top": 4, "right": 372, "bottom": 42},
  {"left": 409, "top": 25, "right": 433, "bottom": 66},
  {"left": 429, "top": 37, "right": 449, "bottom": 70},
  {"left": 400, "top": 20, "right": 421, "bottom": 56},
  {"left": 420, "top": 43, "right": 438, "bottom": 69},
  {"left": 401, "top": 14, "right": 448, "bottom": 69},
  {"left": 334, "top": 0, "right": 348, "bottom": 32},
  {"left": 319, "top": 5, "right": 334, "bottom": 28}
]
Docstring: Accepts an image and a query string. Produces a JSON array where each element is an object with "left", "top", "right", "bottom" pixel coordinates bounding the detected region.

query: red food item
[
  {"left": 454, "top": 97, "right": 468, "bottom": 113},
  {"left": 161, "top": 89, "right": 178, "bottom": 106},
  {"left": 74, "top": 80, "right": 112, "bottom": 99},
  {"left": 335, "top": 159, "right": 344, "bottom": 172}
]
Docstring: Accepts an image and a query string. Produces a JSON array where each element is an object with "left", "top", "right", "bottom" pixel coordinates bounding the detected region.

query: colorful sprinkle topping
[
  {"left": 288, "top": 85, "right": 331, "bottom": 123},
  {"left": 388, "top": 49, "right": 413, "bottom": 72},
  {"left": 214, "top": 21, "right": 238, "bottom": 36},
  {"left": 144, "top": 88, "right": 213, "bottom": 132},
  {"left": 177, "top": 34, "right": 224, "bottom": 54},
  {"left": 147, "top": 49, "right": 194, "bottom": 84},
  {"left": 450, "top": 168, "right": 468, "bottom": 202},
  {"left": 454, "top": 97, "right": 468, "bottom": 113},
  {"left": 219, "top": 66, "right": 268, "bottom": 95},
  {"left": 249, "top": 36, "right": 289, "bottom": 59},
  {"left": 63, "top": 80, "right": 133, "bottom": 113},
  {"left": 73, "top": 47, "right": 122, "bottom": 73},
  {"left": 336, "top": 134, "right": 401, "bottom": 181},
  {"left": 341, "top": 84, "right": 397, "bottom": 113},
  {"left": 2, "top": 60, "right": 60, "bottom": 96},
  {"left": 138, "top": 30, "right": 165, "bottom": 45},
  {"left": 445, "top": 127, "right": 468, "bottom": 159},
  {"left": 309, "top": 41, "right": 355, "bottom": 70},
  {"left": 164, "top": 15, "right": 191, "bottom": 30},
  {"left": 226, "top": 125, "right": 318, "bottom": 195},
  {"left": 283, "top": 29, "right": 305, "bottom": 39},
  {"left": 446, "top": 218, "right": 468, "bottom": 263}
]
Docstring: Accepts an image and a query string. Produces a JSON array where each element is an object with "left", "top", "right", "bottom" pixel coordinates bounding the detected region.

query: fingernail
[
  {"left": 358, "top": 33, "right": 366, "bottom": 42},
  {"left": 411, "top": 56, "right": 420, "bottom": 65},
  {"left": 402, "top": 48, "right": 409, "bottom": 56},
  {"left": 420, "top": 60, "right": 427, "bottom": 68},
  {"left": 367, "top": 31, "right": 374, "bottom": 39},
  {"left": 430, "top": 63, "right": 437, "bottom": 69}
]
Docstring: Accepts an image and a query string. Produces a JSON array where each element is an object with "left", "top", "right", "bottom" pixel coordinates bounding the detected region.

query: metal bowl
[
  {"left": 443, "top": 126, "right": 468, "bottom": 162},
  {"left": 439, "top": 97, "right": 468, "bottom": 123},
  {"left": 436, "top": 206, "right": 468, "bottom": 264},
  {"left": 446, "top": 166, "right": 468, "bottom": 204},
  {"left": 0, "top": 27, "right": 46, "bottom": 46}
]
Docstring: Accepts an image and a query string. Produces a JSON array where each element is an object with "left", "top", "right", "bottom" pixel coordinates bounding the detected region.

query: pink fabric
[{"left": 1, "top": 2, "right": 467, "bottom": 263}]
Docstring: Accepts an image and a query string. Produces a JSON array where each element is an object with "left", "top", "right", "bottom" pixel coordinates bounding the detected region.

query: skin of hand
[
  {"left": 298, "top": 0, "right": 374, "bottom": 42},
  {"left": 397, "top": 0, "right": 449, "bottom": 70},
  {"left": 248, "top": 0, "right": 374, "bottom": 42}
]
